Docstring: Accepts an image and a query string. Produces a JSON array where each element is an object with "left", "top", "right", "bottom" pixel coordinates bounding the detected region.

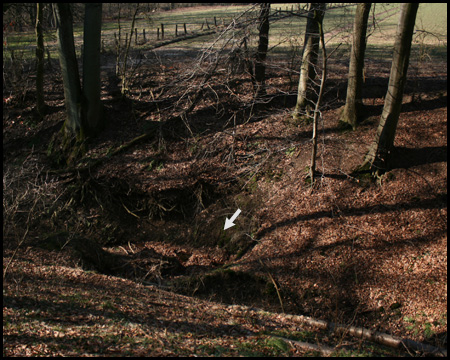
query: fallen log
[
  {"left": 282, "top": 313, "right": 447, "bottom": 357},
  {"left": 226, "top": 304, "right": 447, "bottom": 357}
]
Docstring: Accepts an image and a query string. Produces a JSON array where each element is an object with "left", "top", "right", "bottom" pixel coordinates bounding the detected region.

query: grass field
[{"left": 3, "top": 3, "right": 447, "bottom": 63}]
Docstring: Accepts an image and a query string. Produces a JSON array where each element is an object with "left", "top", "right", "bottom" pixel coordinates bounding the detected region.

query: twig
[
  {"left": 3, "top": 227, "right": 29, "bottom": 282},
  {"left": 122, "top": 201, "right": 140, "bottom": 219},
  {"left": 119, "top": 245, "right": 129, "bottom": 255},
  {"left": 258, "top": 258, "right": 284, "bottom": 313},
  {"left": 127, "top": 241, "right": 135, "bottom": 254}
]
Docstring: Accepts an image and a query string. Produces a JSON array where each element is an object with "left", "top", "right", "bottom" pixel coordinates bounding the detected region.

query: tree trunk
[
  {"left": 309, "top": 9, "right": 327, "bottom": 184},
  {"left": 340, "top": 3, "right": 371, "bottom": 130},
  {"left": 50, "top": 4, "right": 104, "bottom": 166},
  {"left": 53, "top": 3, "right": 83, "bottom": 139},
  {"left": 35, "top": 3, "right": 46, "bottom": 118},
  {"left": 254, "top": 3, "right": 270, "bottom": 97},
  {"left": 293, "top": 3, "right": 326, "bottom": 121},
  {"left": 362, "top": 3, "right": 419, "bottom": 175},
  {"left": 121, "top": 4, "right": 139, "bottom": 95},
  {"left": 83, "top": 3, "right": 103, "bottom": 136}
]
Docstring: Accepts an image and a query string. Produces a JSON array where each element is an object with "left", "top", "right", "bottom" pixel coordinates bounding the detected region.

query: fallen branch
[
  {"left": 282, "top": 313, "right": 447, "bottom": 357},
  {"left": 226, "top": 304, "right": 447, "bottom": 357},
  {"left": 258, "top": 258, "right": 284, "bottom": 313}
]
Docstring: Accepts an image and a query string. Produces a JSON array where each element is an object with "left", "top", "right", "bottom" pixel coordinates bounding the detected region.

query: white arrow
[{"left": 224, "top": 208, "right": 241, "bottom": 230}]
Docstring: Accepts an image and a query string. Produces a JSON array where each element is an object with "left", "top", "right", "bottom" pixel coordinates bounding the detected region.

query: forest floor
[{"left": 3, "top": 37, "right": 447, "bottom": 356}]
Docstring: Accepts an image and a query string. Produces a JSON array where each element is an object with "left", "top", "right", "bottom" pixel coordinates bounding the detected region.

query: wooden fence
[
  {"left": 129, "top": 16, "right": 224, "bottom": 45},
  {"left": 118, "top": 6, "right": 304, "bottom": 46}
]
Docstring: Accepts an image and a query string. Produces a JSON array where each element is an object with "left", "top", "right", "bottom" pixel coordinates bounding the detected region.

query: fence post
[
  {"left": 214, "top": 16, "right": 217, "bottom": 27},
  {"left": 175, "top": 23, "right": 178, "bottom": 37},
  {"left": 143, "top": 28, "right": 146, "bottom": 43},
  {"left": 184, "top": 23, "right": 187, "bottom": 35},
  {"left": 157, "top": 27, "right": 160, "bottom": 40},
  {"left": 161, "top": 23, "right": 164, "bottom": 39},
  {"left": 134, "top": 28, "right": 137, "bottom": 44}
]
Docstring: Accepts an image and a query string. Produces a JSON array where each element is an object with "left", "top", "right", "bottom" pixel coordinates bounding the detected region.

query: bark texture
[
  {"left": 340, "top": 3, "right": 371, "bottom": 129},
  {"left": 363, "top": 3, "right": 419, "bottom": 174},
  {"left": 54, "top": 3, "right": 83, "bottom": 139},
  {"left": 254, "top": 3, "right": 270, "bottom": 97},
  {"left": 293, "top": 3, "right": 326, "bottom": 121}
]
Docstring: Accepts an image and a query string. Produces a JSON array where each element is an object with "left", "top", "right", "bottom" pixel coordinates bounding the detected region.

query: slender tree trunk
[
  {"left": 115, "top": 4, "right": 122, "bottom": 76},
  {"left": 242, "top": 36, "right": 255, "bottom": 85},
  {"left": 254, "top": 3, "right": 270, "bottom": 97},
  {"left": 293, "top": 3, "right": 326, "bottom": 121},
  {"left": 340, "top": 3, "right": 371, "bottom": 130},
  {"left": 83, "top": 3, "right": 103, "bottom": 135},
  {"left": 121, "top": 4, "right": 139, "bottom": 95},
  {"left": 362, "top": 3, "right": 419, "bottom": 175},
  {"left": 310, "top": 10, "right": 327, "bottom": 183},
  {"left": 35, "top": 3, "right": 45, "bottom": 118},
  {"left": 53, "top": 3, "right": 83, "bottom": 139}
]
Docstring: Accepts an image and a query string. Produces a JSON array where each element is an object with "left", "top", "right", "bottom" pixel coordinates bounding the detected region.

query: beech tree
[
  {"left": 339, "top": 3, "right": 371, "bottom": 130},
  {"left": 361, "top": 3, "right": 419, "bottom": 175},
  {"left": 309, "top": 5, "right": 327, "bottom": 184},
  {"left": 292, "top": 3, "right": 326, "bottom": 121},
  {"left": 51, "top": 3, "right": 103, "bottom": 164},
  {"left": 254, "top": 3, "right": 270, "bottom": 97}
]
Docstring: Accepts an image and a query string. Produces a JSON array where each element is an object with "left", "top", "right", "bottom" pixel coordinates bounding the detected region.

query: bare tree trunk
[
  {"left": 362, "top": 3, "right": 419, "bottom": 175},
  {"left": 83, "top": 3, "right": 103, "bottom": 135},
  {"left": 35, "top": 3, "right": 45, "bottom": 119},
  {"left": 53, "top": 3, "right": 83, "bottom": 139},
  {"left": 310, "top": 9, "right": 327, "bottom": 183},
  {"left": 121, "top": 4, "right": 139, "bottom": 95},
  {"left": 340, "top": 3, "right": 371, "bottom": 130},
  {"left": 254, "top": 3, "right": 270, "bottom": 97},
  {"left": 50, "top": 3, "right": 104, "bottom": 166},
  {"left": 293, "top": 3, "right": 326, "bottom": 121}
]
